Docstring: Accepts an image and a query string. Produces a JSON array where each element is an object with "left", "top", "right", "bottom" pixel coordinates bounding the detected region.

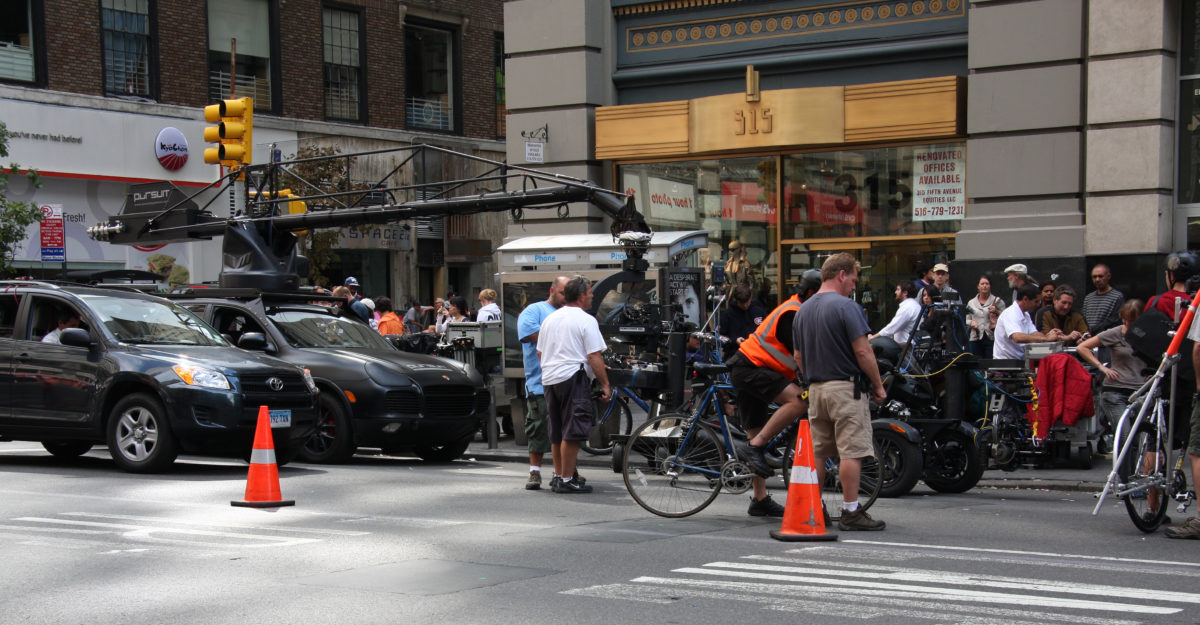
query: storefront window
[
  {"left": 620, "top": 156, "right": 779, "bottom": 309},
  {"left": 619, "top": 142, "right": 963, "bottom": 329}
]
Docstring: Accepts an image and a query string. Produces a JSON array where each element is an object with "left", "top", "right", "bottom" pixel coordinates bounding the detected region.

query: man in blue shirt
[{"left": 517, "top": 276, "right": 568, "bottom": 490}]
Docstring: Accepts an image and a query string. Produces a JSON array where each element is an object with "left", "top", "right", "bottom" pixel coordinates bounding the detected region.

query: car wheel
[
  {"left": 106, "top": 392, "right": 178, "bottom": 473},
  {"left": 298, "top": 393, "right": 356, "bottom": 464},
  {"left": 41, "top": 441, "right": 93, "bottom": 459},
  {"left": 414, "top": 433, "right": 473, "bottom": 462}
]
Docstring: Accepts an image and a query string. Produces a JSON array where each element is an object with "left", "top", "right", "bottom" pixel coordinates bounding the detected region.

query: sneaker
[
  {"left": 742, "top": 443, "right": 775, "bottom": 478},
  {"left": 747, "top": 494, "right": 786, "bottom": 517},
  {"left": 549, "top": 475, "right": 561, "bottom": 490},
  {"left": 553, "top": 478, "right": 593, "bottom": 494},
  {"left": 572, "top": 471, "right": 587, "bottom": 487},
  {"left": 525, "top": 470, "right": 542, "bottom": 491},
  {"left": 1165, "top": 516, "right": 1200, "bottom": 539},
  {"left": 838, "top": 507, "right": 886, "bottom": 531}
]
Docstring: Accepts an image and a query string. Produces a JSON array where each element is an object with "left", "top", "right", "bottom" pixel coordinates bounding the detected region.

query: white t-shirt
[
  {"left": 537, "top": 305, "right": 607, "bottom": 387},
  {"left": 877, "top": 297, "right": 921, "bottom": 344},
  {"left": 993, "top": 304, "right": 1037, "bottom": 359}
]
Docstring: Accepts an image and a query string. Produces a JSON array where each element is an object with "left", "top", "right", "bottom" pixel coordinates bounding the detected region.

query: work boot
[
  {"left": 525, "top": 470, "right": 542, "bottom": 491},
  {"left": 1165, "top": 516, "right": 1200, "bottom": 539},
  {"left": 838, "top": 507, "right": 886, "bottom": 531},
  {"left": 742, "top": 443, "right": 775, "bottom": 478},
  {"left": 747, "top": 494, "right": 785, "bottom": 517}
]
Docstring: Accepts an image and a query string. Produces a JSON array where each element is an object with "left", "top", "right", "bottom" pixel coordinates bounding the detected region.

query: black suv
[
  {"left": 0, "top": 281, "right": 319, "bottom": 472},
  {"left": 171, "top": 289, "right": 489, "bottom": 463}
]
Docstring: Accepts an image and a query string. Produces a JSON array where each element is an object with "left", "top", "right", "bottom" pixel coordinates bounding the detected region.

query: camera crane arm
[{"left": 88, "top": 145, "right": 652, "bottom": 290}]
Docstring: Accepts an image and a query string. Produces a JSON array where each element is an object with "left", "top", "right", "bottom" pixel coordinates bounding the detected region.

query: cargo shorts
[
  {"left": 524, "top": 393, "right": 551, "bottom": 454},
  {"left": 808, "top": 379, "right": 874, "bottom": 460}
]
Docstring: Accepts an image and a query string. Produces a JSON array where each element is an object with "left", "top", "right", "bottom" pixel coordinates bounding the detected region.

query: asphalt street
[{"left": 0, "top": 440, "right": 1197, "bottom": 625}]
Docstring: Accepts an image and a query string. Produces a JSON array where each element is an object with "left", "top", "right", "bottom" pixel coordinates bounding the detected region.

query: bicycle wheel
[
  {"left": 583, "top": 396, "right": 633, "bottom": 455},
  {"left": 622, "top": 414, "right": 725, "bottom": 518},
  {"left": 1120, "top": 424, "right": 1169, "bottom": 533},
  {"left": 783, "top": 435, "right": 882, "bottom": 520}
]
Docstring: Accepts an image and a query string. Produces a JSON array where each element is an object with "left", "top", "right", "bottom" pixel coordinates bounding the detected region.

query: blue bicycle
[
  {"left": 621, "top": 362, "right": 883, "bottom": 517},
  {"left": 583, "top": 385, "right": 650, "bottom": 455}
]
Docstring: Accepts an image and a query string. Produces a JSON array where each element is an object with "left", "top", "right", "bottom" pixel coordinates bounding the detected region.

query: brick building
[{"left": 1, "top": 0, "right": 507, "bottom": 305}]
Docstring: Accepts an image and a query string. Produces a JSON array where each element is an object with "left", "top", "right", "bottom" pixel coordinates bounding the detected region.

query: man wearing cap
[
  {"left": 1004, "top": 263, "right": 1038, "bottom": 307},
  {"left": 343, "top": 276, "right": 364, "bottom": 301},
  {"left": 932, "top": 262, "right": 960, "bottom": 303}
]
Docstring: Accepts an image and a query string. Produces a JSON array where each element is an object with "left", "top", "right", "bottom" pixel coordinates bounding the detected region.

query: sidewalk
[{"left": 466, "top": 433, "right": 1113, "bottom": 493}]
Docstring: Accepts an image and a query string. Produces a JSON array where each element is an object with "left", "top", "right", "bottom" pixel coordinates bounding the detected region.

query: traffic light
[{"left": 203, "top": 97, "right": 253, "bottom": 173}]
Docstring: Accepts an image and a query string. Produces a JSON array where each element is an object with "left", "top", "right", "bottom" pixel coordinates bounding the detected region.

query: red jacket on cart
[{"left": 1027, "top": 353, "right": 1094, "bottom": 436}]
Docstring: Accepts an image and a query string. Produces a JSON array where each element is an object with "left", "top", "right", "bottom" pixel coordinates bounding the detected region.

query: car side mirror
[
  {"left": 238, "top": 332, "right": 267, "bottom": 351},
  {"left": 59, "top": 328, "right": 94, "bottom": 349}
]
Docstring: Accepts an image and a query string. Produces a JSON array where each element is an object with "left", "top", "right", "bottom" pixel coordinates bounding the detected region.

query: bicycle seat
[{"left": 693, "top": 362, "right": 729, "bottom": 377}]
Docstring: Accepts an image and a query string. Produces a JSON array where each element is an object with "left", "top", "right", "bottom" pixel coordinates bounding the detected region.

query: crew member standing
[
  {"left": 792, "top": 253, "right": 888, "bottom": 531},
  {"left": 537, "top": 276, "right": 611, "bottom": 494},
  {"left": 516, "top": 276, "right": 568, "bottom": 491}
]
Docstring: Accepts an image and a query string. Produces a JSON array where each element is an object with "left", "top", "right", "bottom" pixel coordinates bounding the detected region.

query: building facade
[
  {"left": 503, "top": 0, "right": 1188, "bottom": 329},
  {"left": 1, "top": 0, "right": 507, "bottom": 306}
]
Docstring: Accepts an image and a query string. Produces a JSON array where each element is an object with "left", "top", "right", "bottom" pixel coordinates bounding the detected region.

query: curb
[{"left": 465, "top": 447, "right": 1109, "bottom": 493}]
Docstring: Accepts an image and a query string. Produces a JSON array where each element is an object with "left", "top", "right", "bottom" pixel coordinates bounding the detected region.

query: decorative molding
[
  {"left": 613, "top": 0, "right": 745, "bottom": 17},
  {"left": 624, "top": 0, "right": 963, "bottom": 53}
]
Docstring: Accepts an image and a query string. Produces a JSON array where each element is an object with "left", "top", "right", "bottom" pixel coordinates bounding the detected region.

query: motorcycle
[{"left": 871, "top": 336, "right": 987, "bottom": 496}]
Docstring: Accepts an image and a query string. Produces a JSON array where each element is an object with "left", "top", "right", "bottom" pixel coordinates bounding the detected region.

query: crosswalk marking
[
  {"left": 563, "top": 543, "right": 1193, "bottom": 622},
  {"left": 842, "top": 539, "right": 1200, "bottom": 569},
  {"left": 1, "top": 512, "right": 369, "bottom": 550}
]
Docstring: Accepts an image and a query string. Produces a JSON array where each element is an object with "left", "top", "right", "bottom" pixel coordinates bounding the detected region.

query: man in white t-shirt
[
  {"left": 537, "top": 276, "right": 611, "bottom": 494},
  {"left": 993, "top": 283, "right": 1063, "bottom": 360},
  {"left": 870, "top": 280, "right": 921, "bottom": 345}
]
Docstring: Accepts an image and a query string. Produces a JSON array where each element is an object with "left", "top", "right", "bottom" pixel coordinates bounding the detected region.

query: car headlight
[
  {"left": 172, "top": 364, "right": 231, "bottom": 390},
  {"left": 302, "top": 368, "right": 318, "bottom": 393}
]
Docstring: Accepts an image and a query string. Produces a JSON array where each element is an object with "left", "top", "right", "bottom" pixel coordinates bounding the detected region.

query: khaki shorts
[
  {"left": 808, "top": 379, "right": 874, "bottom": 460},
  {"left": 525, "top": 394, "right": 551, "bottom": 454}
]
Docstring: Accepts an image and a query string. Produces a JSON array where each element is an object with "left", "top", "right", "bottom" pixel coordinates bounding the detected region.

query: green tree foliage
[
  {"left": 276, "top": 145, "right": 367, "bottom": 288},
  {"left": 0, "top": 121, "right": 42, "bottom": 278}
]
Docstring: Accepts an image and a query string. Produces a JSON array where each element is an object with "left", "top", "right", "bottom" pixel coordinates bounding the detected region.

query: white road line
[
  {"left": 59, "top": 512, "right": 370, "bottom": 536},
  {"left": 667, "top": 568, "right": 1178, "bottom": 614},
  {"left": 565, "top": 580, "right": 1144, "bottom": 625},
  {"left": 779, "top": 545, "right": 1190, "bottom": 576},
  {"left": 12, "top": 517, "right": 321, "bottom": 548},
  {"left": 729, "top": 557, "right": 1200, "bottom": 605},
  {"left": 841, "top": 539, "right": 1200, "bottom": 569}
]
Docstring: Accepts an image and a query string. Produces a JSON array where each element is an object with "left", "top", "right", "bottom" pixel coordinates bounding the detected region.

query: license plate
[{"left": 268, "top": 409, "right": 291, "bottom": 429}]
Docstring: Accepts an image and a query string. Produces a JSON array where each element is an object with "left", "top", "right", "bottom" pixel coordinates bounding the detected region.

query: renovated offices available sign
[{"left": 912, "top": 146, "right": 965, "bottom": 221}]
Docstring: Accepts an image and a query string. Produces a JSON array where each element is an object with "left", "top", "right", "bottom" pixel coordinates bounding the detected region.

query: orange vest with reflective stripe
[{"left": 738, "top": 294, "right": 802, "bottom": 376}]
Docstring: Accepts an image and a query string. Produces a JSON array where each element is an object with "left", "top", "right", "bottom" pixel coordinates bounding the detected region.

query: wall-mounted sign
[
  {"left": 912, "top": 146, "right": 965, "bottom": 221},
  {"left": 525, "top": 141, "right": 544, "bottom": 164},
  {"left": 154, "top": 127, "right": 189, "bottom": 171}
]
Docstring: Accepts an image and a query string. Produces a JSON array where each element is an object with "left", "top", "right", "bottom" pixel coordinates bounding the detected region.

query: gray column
[
  {"left": 503, "top": 0, "right": 616, "bottom": 237},
  {"left": 958, "top": 0, "right": 1086, "bottom": 260}
]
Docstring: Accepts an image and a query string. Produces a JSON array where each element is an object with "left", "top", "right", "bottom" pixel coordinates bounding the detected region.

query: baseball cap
[
  {"left": 728, "top": 240, "right": 742, "bottom": 250},
  {"left": 932, "top": 263, "right": 949, "bottom": 273},
  {"left": 344, "top": 276, "right": 360, "bottom": 287},
  {"left": 1003, "top": 263, "right": 1028, "bottom": 275},
  {"left": 361, "top": 298, "right": 375, "bottom": 311}
]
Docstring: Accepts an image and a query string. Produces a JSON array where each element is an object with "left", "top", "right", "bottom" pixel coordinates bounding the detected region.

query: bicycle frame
[
  {"left": 1093, "top": 286, "right": 1200, "bottom": 516},
  {"left": 666, "top": 380, "right": 742, "bottom": 478}
]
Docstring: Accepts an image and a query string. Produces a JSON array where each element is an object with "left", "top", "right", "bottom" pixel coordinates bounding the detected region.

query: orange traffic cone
[
  {"left": 231, "top": 406, "right": 295, "bottom": 508},
  {"left": 770, "top": 419, "right": 836, "bottom": 542}
]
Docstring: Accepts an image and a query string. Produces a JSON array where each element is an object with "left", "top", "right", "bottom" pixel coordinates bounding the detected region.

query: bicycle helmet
[
  {"left": 795, "top": 269, "right": 822, "bottom": 300},
  {"left": 1166, "top": 251, "right": 1200, "bottom": 285}
]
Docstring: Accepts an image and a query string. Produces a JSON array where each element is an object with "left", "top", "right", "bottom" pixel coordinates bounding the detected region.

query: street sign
[{"left": 39, "top": 204, "right": 65, "bottom": 262}]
